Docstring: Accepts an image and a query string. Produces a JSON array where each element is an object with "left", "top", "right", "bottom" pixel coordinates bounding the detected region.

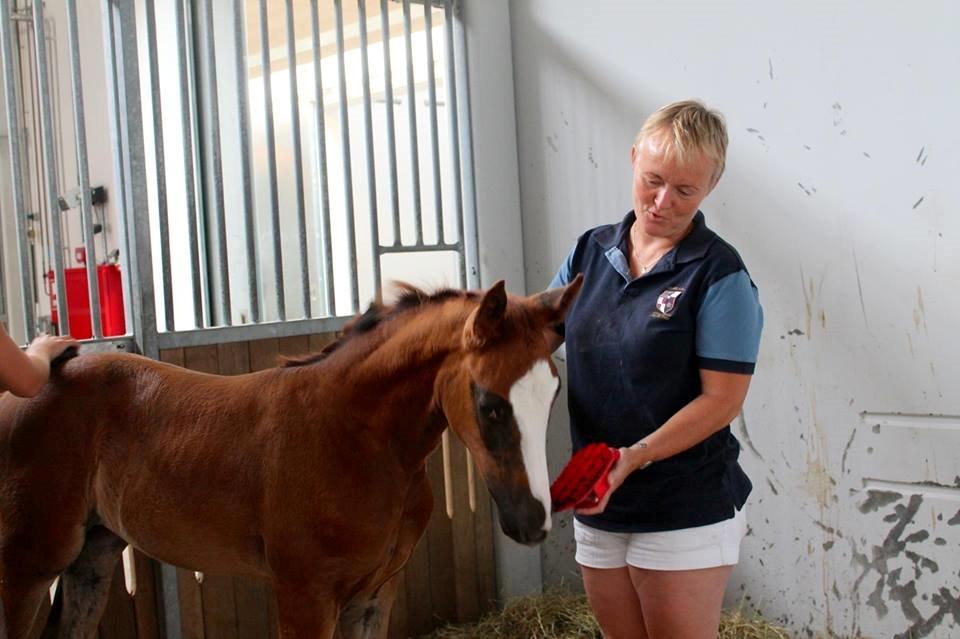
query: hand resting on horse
[{"left": 0, "top": 323, "right": 78, "bottom": 398}]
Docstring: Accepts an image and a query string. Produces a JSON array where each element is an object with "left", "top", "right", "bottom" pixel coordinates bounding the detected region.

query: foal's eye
[
  {"left": 486, "top": 405, "right": 505, "bottom": 423},
  {"left": 471, "top": 384, "right": 513, "bottom": 427},
  {"left": 478, "top": 398, "right": 511, "bottom": 425}
]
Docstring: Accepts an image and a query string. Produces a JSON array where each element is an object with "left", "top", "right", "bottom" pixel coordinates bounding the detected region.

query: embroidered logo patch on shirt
[{"left": 652, "top": 287, "right": 684, "bottom": 319}]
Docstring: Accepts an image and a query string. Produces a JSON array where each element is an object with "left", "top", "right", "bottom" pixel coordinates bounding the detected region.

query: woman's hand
[
  {"left": 26, "top": 334, "right": 79, "bottom": 363},
  {"left": 575, "top": 444, "right": 649, "bottom": 516}
]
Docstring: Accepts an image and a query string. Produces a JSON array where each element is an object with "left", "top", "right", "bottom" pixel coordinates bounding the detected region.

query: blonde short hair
[{"left": 635, "top": 100, "right": 728, "bottom": 184}]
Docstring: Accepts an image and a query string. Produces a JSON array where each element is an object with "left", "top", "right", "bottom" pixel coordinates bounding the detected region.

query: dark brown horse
[{"left": 0, "top": 277, "right": 582, "bottom": 639}]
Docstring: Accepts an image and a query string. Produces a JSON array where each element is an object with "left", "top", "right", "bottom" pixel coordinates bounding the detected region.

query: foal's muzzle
[{"left": 495, "top": 493, "right": 548, "bottom": 545}]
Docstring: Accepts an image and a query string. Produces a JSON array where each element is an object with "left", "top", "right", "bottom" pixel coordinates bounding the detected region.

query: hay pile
[{"left": 423, "top": 591, "right": 790, "bottom": 638}]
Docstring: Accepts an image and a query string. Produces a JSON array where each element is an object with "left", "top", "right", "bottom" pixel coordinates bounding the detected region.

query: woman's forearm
[{"left": 621, "top": 370, "right": 752, "bottom": 472}]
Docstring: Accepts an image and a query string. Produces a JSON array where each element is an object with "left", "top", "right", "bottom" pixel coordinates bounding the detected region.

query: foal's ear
[
  {"left": 463, "top": 280, "right": 507, "bottom": 350},
  {"left": 530, "top": 273, "right": 584, "bottom": 325}
]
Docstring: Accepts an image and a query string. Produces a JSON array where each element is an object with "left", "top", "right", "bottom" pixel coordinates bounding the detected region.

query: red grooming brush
[{"left": 550, "top": 443, "right": 621, "bottom": 512}]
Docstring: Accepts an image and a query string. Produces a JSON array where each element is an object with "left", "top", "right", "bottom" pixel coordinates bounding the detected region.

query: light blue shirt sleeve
[
  {"left": 549, "top": 245, "right": 576, "bottom": 289},
  {"left": 696, "top": 270, "right": 763, "bottom": 366}
]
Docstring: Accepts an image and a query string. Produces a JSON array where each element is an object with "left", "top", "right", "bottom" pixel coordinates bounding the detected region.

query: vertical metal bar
[
  {"left": 101, "top": 0, "right": 132, "bottom": 334},
  {"left": 423, "top": 1, "right": 443, "bottom": 243},
  {"left": 333, "top": 0, "right": 358, "bottom": 312},
  {"left": 174, "top": 0, "right": 204, "bottom": 328},
  {"left": 379, "top": 0, "right": 400, "bottom": 247},
  {"left": 0, "top": 0, "right": 35, "bottom": 339},
  {"left": 184, "top": 2, "right": 212, "bottom": 329},
  {"left": 24, "top": 22, "right": 47, "bottom": 287},
  {"left": 450, "top": 0, "right": 479, "bottom": 287},
  {"left": 357, "top": 0, "right": 381, "bottom": 296},
  {"left": 104, "top": 0, "right": 167, "bottom": 624},
  {"left": 308, "top": 0, "right": 334, "bottom": 317},
  {"left": 257, "top": 0, "right": 285, "bottom": 320},
  {"left": 28, "top": 21, "right": 56, "bottom": 313},
  {"left": 284, "top": 0, "right": 310, "bottom": 318},
  {"left": 47, "top": 20, "right": 70, "bottom": 259},
  {"left": 232, "top": 0, "right": 260, "bottom": 323},
  {"left": 108, "top": 0, "right": 159, "bottom": 357},
  {"left": 142, "top": 0, "right": 173, "bottom": 330},
  {"left": 401, "top": 0, "right": 422, "bottom": 245},
  {"left": 64, "top": 0, "right": 101, "bottom": 338},
  {"left": 31, "top": 0, "right": 68, "bottom": 335},
  {"left": 443, "top": 0, "right": 465, "bottom": 286},
  {"left": 200, "top": 0, "right": 230, "bottom": 326}
]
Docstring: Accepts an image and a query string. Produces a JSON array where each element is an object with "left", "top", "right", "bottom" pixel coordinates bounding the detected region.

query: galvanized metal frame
[
  {"left": 0, "top": 0, "right": 36, "bottom": 338},
  {"left": 0, "top": 0, "right": 480, "bottom": 354}
]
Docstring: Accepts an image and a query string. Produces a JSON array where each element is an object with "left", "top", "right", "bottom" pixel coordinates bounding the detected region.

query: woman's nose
[{"left": 654, "top": 187, "right": 671, "bottom": 209}]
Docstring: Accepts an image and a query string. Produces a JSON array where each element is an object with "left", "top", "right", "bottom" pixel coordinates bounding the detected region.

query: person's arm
[
  {"left": 0, "top": 325, "right": 78, "bottom": 397},
  {"left": 577, "top": 369, "right": 751, "bottom": 515}
]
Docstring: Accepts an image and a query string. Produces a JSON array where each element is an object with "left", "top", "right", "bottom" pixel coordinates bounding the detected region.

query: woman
[
  {"left": 0, "top": 324, "right": 77, "bottom": 397},
  {"left": 548, "top": 100, "right": 763, "bottom": 638}
]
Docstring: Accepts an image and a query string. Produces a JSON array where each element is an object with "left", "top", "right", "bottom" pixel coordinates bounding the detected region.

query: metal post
[
  {"left": 0, "top": 0, "right": 36, "bottom": 339},
  {"left": 232, "top": 0, "right": 260, "bottom": 324},
  {"left": 199, "top": 0, "right": 230, "bottom": 326},
  {"left": 64, "top": 0, "right": 102, "bottom": 338},
  {"left": 333, "top": 0, "right": 358, "bottom": 312},
  {"left": 105, "top": 0, "right": 159, "bottom": 358},
  {"left": 257, "top": 0, "right": 285, "bottom": 321},
  {"left": 401, "top": 0, "right": 422, "bottom": 245},
  {"left": 174, "top": 0, "right": 204, "bottom": 328},
  {"left": 442, "top": 0, "right": 465, "bottom": 286},
  {"left": 357, "top": 0, "right": 381, "bottom": 296},
  {"left": 424, "top": 1, "right": 443, "bottom": 242},
  {"left": 379, "top": 0, "right": 401, "bottom": 248},
  {"left": 452, "top": 0, "right": 480, "bottom": 288},
  {"left": 141, "top": 0, "right": 175, "bottom": 331},
  {"left": 284, "top": 0, "right": 310, "bottom": 318},
  {"left": 31, "top": 0, "right": 69, "bottom": 334},
  {"left": 309, "top": 0, "right": 334, "bottom": 317}
]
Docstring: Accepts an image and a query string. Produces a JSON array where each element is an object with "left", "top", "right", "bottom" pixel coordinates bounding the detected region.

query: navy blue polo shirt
[{"left": 550, "top": 210, "right": 763, "bottom": 533}]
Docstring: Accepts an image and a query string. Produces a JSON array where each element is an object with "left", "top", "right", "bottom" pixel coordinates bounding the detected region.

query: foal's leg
[
  {"left": 42, "top": 527, "right": 126, "bottom": 639},
  {"left": 335, "top": 574, "right": 401, "bottom": 639},
  {"left": 275, "top": 581, "right": 340, "bottom": 639},
  {"left": 0, "top": 579, "right": 56, "bottom": 639}
]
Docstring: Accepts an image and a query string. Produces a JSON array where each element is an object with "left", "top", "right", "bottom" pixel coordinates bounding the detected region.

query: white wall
[{"left": 509, "top": 2, "right": 960, "bottom": 638}]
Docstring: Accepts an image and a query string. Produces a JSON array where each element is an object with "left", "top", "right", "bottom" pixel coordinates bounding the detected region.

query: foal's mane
[{"left": 282, "top": 284, "right": 478, "bottom": 368}]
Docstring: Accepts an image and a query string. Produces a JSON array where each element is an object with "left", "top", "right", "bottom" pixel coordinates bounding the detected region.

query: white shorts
[{"left": 574, "top": 507, "right": 747, "bottom": 571}]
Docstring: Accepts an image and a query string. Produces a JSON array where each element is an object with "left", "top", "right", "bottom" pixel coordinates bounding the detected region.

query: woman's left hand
[{"left": 575, "top": 446, "right": 634, "bottom": 516}]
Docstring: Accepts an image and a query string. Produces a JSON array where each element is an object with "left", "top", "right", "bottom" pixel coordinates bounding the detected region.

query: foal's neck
[{"left": 326, "top": 301, "right": 472, "bottom": 466}]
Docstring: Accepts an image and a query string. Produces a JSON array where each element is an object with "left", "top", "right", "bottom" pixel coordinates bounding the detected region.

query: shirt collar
[{"left": 593, "top": 210, "right": 717, "bottom": 279}]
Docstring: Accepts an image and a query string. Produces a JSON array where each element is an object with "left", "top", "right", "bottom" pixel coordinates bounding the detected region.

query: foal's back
[{"left": 0, "top": 352, "right": 292, "bottom": 574}]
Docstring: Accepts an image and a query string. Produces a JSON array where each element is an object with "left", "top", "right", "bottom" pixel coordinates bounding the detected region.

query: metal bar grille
[
  {"left": 284, "top": 0, "right": 309, "bottom": 319},
  {"left": 0, "top": 0, "right": 478, "bottom": 350},
  {"left": 0, "top": 0, "right": 35, "bottom": 338},
  {"left": 64, "top": 0, "right": 100, "bottom": 338},
  {"left": 31, "top": 2, "right": 68, "bottom": 335}
]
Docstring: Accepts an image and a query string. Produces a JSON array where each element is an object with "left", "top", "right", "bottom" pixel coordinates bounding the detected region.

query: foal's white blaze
[{"left": 508, "top": 359, "right": 559, "bottom": 531}]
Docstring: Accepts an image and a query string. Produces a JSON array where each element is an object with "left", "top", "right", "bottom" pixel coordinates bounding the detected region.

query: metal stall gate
[{"left": 0, "top": 1, "right": 490, "bottom": 636}]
